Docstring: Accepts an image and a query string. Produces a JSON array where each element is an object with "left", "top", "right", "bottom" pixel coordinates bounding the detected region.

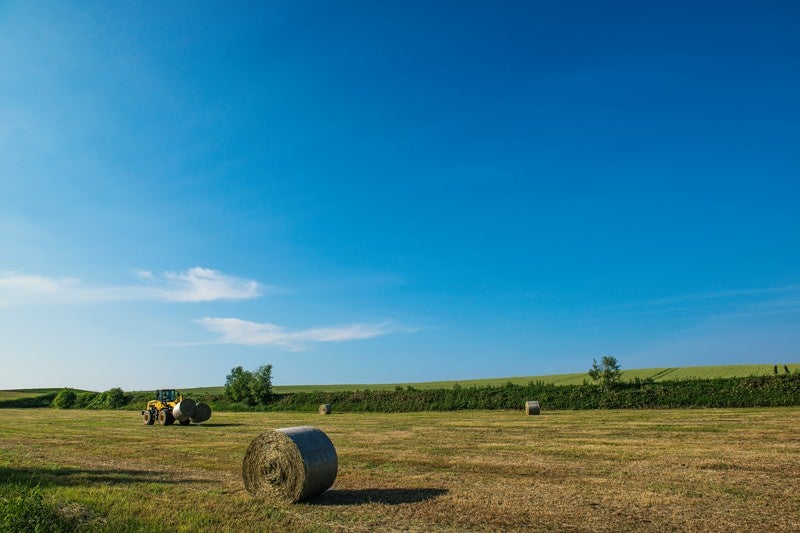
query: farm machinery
[{"left": 141, "top": 389, "right": 212, "bottom": 426}]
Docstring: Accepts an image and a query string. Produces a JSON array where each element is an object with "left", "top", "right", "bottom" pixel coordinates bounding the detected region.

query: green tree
[
  {"left": 104, "top": 387, "right": 127, "bottom": 408},
  {"left": 52, "top": 388, "right": 77, "bottom": 409},
  {"left": 588, "top": 355, "right": 622, "bottom": 391},
  {"left": 250, "top": 364, "right": 273, "bottom": 405},
  {"left": 225, "top": 366, "right": 255, "bottom": 405},
  {"left": 86, "top": 387, "right": 128, "bottom": 409}
]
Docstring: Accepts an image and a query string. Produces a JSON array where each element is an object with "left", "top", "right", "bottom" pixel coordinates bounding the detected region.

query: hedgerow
[
  {"left": 259, "top": 373, "right": 800, "bottom": 412},
  {"left": 3, "top": 373, "right": 798, "bottom": 412}
]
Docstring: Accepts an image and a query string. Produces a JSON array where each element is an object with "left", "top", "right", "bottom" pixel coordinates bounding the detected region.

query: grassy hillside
[
  {"left": 180, "top": 363, "right": 800, "bottom": 395},
  {"left": 0, "top": 389, "right": 63, "bottom": 400}
]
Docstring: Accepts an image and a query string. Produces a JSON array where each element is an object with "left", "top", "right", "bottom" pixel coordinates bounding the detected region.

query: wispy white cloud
[
  {"left": 133, "top": 269, "right": 154, "bottom": 281},
  {"left": 0, "top": 273, "right": 83, "bottom": 301},
  {"left": 137, "top": 267, "right": 262, "bottom": 302},
  {"left": 608, "top": 284, "right": 800, "bottom": 312},
  {"left": 0, "top": 267, "right": 263, "bottom": 305},
  {"left": 194, "top": 317, "right": 414, "bottom": 351}
]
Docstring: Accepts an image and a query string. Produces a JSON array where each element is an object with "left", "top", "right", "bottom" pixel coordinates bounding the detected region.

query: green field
[
  {"left": 2, "top": 408, "right": 799, "bottom": 531},
  {"left": 0, "top": 389, "right": 61, "bottom": 400},
  {"left": 181, "top": 363, "right": 800, "bottom": 396}
]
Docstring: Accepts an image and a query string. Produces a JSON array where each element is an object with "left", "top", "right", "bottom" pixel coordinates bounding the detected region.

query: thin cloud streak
[
  {"left": 140, "top": 267, "right": 262, "bottom": 302},
  {"left": 0, "top": 267, "right": 263, "bottom": 305},
  {"left": 194, "top": 317, "right": 415, "bottom": 351},
  {"left": 609, "top": 284, "right": 800, "bottom": 310}
]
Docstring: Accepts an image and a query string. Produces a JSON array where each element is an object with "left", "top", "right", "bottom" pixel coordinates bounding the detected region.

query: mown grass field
[
  {"left": 2, "top": 407, "right": 799, "bottom": 531},
  {"left": 0, "top": 389, "right": 61, "bottom": 400},
  {"left": 179, "top": 363, "right": 800, "bottom": 396}
]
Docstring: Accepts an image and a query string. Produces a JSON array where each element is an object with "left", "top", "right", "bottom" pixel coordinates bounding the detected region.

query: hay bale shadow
[{"left": 307, "top": 488, "right": 448, "bottom": 506}]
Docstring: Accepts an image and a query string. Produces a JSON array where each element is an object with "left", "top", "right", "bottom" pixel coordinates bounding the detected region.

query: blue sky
[{"left": 1, "top": 1, "right": 798, "bottom": 391}]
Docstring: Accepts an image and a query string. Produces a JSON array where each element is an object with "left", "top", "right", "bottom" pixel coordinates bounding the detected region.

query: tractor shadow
[
  {"left": 308, "top": 487, "right": 448, "bottom": 506},
  {"left": 0, "top": 466, "right": 212, "bottom": 487}
]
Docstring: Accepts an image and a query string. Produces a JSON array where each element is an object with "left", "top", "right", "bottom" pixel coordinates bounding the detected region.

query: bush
[
  {"left": 85, "top": 388, "right": 129, "bottom": 410},
  {"left": 73, "top": 392, "right": 98, "bottom": 409},
  {"left": 52, "top": 389, "right": 77, "bottom": 409},
  {"left": 103, "top": 387, "right": 127, "bottom": 409}
]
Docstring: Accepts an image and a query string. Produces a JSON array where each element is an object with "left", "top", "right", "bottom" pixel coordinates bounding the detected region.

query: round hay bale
[
  {"left": 242, "top": 426, "right": 337, "bottom": 503},
  {"left": 318, "top": 403, "right": 331, "bottom": 415},
  {"left": 190, "top": 402, "right": 212, "bottom": 423},
  {"left": 172, "top": 398, "right": 196, "bottom": 421},
  {"left": 525, "top": 400, "right": 541, "bottom": 415}
]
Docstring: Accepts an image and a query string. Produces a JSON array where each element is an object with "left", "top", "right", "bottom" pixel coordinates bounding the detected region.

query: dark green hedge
[
  {"left": 0, "top": 392, "right": 58, "bottom": 409},
  {"left": 259, "top": 373, "right": 800, "bottom": 412},
  {"left": 4, "top": 373, "right": 799, "bottom": 412}
]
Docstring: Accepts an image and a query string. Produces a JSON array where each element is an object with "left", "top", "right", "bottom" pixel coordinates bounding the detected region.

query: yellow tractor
[{"left": 141, "top": 389, "right": 211, "bottom": 426}]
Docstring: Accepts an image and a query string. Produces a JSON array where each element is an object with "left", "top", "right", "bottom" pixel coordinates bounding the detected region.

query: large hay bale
[
  {"left": 525, "top": 400, "right": 541, "bottom": 415},
  {"left": 319, "top": 403, "right": 331, "bottom": 415},
  {"left": 242, "top": 426, "right": 338, "bottom": 503},
  {"left": 190, "top": 402, "right": 212, "bottom": 423},
  {"left": 172, "top": 398, "right": 196, "bottom": 421}
]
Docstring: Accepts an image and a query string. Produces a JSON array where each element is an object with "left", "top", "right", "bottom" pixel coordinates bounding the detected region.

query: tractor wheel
[
  {"left": 179, "top": 419, "right": 191, "bottom": 426},
  {"left": 143, "top": 410, "right": 155, "bottom": 425},
  {"left": 158, "top": 409, "right": 174, "bottom": 426}
]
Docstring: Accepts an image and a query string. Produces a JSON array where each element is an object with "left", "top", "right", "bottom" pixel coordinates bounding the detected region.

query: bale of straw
[
  {"left": 190, "top": 402, "right": 212, "bottom": 423},
  {"left": 525, "top": 400, "right": 541, "bottom": 415},
  {"left": 172, "top": 398, "right": 196, "bottom": 421},
  {"left": 318, "top": 403, "right": 331, "bottom": 415},
  {"left": 242, "top": 426, "right": 338, "bottom": 503}
]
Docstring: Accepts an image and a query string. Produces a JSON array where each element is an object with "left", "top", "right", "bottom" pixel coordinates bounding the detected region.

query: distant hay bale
[
  {"left": 525, "top": 400, "right": 541, "bottom": 415},
  {"left": 242, "top": 426, "right": 338, "bottom": 503},
  {"left": 319, "top": 403, "right": 331, "bottom": 415}
]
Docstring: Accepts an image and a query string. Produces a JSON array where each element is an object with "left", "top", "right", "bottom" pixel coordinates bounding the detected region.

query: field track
[{"left": 2, "top": 408, "right": 799, "bottom": 531}]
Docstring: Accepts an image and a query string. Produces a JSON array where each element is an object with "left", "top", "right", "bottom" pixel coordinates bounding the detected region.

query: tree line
[
  {"left": 257, "top": 372, "right": 800, "bottom": 412},
  {"left": 4, "top": 357, "right": 798, "bottom": 412},
  {"left": 223, "top": 364, "right": 273, "bottom": 406}
]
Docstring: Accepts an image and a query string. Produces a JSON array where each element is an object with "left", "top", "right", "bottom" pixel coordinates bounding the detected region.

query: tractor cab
[{"left": 156, "top": 389, "right": 178, "bottom": 403}]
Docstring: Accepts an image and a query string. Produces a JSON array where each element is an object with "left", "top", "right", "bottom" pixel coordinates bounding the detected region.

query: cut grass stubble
[{"left": 1, "top": 408, "right": 799, "bottom": 531}]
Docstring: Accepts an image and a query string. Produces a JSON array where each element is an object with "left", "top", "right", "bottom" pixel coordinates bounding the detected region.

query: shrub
[
  {"left": 52, "top": 389, "right": 77, "bottom": 409},
  {"left": 73, "top": 392, "right": 98, "bottom": 409},
  {"left": 85, "top": 388, "right": 128, "bottom": 410},
  {"left": 103, "top": 387, "right": 127, "bottom": 409}
]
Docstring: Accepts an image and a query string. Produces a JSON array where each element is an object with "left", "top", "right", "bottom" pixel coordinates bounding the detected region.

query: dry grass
[{"left": 1, "top": 408, "right": 799, "bottom": 531}]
